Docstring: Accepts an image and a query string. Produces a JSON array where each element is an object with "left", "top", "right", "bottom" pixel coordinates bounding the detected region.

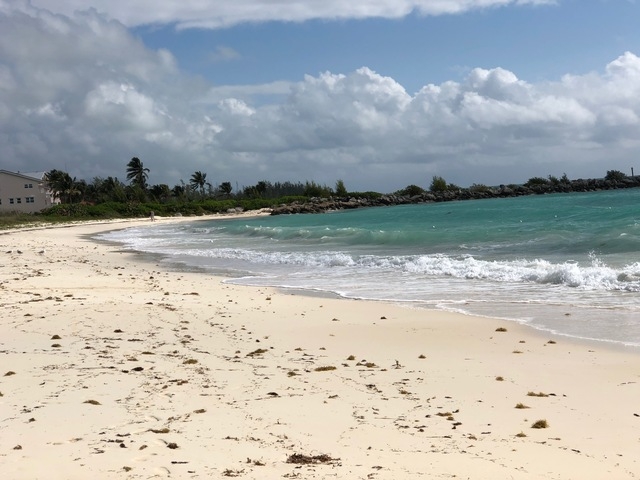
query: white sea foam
[{"left": 97, "top": 190, "right": 640, "bottom": 347}]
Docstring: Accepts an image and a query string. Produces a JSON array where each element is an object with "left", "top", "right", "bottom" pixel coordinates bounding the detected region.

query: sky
[{"left": 2, "top": 0, "right": 640, "bottom": 193}]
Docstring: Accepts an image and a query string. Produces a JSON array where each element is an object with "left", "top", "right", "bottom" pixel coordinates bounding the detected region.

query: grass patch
[
  {"left": 515, "top": 431, "right": 527, "bottom": 438},
  {"left": 183, "top": 359, "right": 198, "bottom": 365},
  {"left": 495, "top": 376, "right": 504, "bottom": 381},
  {"left": 83, "top": 399, "right": 101, "bottom": 405},
  {"left": 418, "top": 354, "right": 426, "bottom": 359},
  {"left": 495, "top": 327, "right": 508, "bottom": 332},
  {"left": 515, "top": 403, "right": 530, "bottom": 409},
  {"left": 346, "top": 355, "right": 356, "bottom": 361}
]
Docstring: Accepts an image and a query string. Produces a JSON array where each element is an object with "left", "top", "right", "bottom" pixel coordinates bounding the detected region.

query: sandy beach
[{"left": 1, "top": 216, "right": 639, "bottom": 479}]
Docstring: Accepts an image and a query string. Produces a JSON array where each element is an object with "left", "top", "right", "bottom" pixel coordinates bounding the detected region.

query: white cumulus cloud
[
  {"left": 1, "top": 1, "right": 640, "bottom": 192},
  {"left": 27, "top": 0, "right": 555, "bottom": 28}
]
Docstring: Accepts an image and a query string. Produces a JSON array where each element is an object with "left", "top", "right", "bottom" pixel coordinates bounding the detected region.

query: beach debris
[
  {"left": 314, "top": 366, "right": 337, "bottom": 372},
  {"left": 359, "top": 362, "right": 377, "bottom": 368},
  {"left": 531, "top": 419, "right": 549, "bottom": 429},
  {"left": 166, "top": 442, "right": 179, "bottom": 449},
  {"left": 149, "top": 428, "right": 170, "bottom": 434},
  {"left": 222, "top": 469, "right": 244, "bottom": 477},
  {"left": 51, "top": 334, "right": 61, "bottom": 340},
  {"left": 495, "top": 327, "right": 507, "bottom": 332},
  {"left": 4, "top": 371, "right": 16, "bottom": 376},
  {"left": 83, "top": 399, "right": 101, "bottom": 405},
  {"left": 527, "top": 391, "right": 549, "bottom": 397},
  {"left": 246, "top": 348, "right": 268, "bottom": 357},
  {"left": 286, "top": 453, "right": 338, "bottom": 465}
]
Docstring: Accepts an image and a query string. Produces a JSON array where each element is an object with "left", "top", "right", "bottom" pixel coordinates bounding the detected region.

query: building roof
[{"left": 0, "top": 170, "right": 46, "bottom": 181}]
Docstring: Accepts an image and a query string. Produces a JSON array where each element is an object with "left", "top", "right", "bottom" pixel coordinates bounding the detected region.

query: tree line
[
  {"left": 44, "top": 157, "right": 345, "bottom": 206},
  {"left": 32, "top": 159, "right": 640, "bottom": 220}
]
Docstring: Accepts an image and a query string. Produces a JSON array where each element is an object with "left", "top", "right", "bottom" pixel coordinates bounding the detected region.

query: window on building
[
  {"left": 26, "top": 197, "right": 35, "bottom": 203},
  {"left": 9, "top": 198, "right": 14, "bottom": 204},
  {"left": 16, "top": 198, "right": 21, "bottom": 204},
  {"left": 25, "top": 183, "right": 33, "bottom": 188}
]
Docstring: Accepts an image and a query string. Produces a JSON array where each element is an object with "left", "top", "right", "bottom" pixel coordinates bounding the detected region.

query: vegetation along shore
[{"left": 2, "top": 155, "right": 639, "bottom": 228}]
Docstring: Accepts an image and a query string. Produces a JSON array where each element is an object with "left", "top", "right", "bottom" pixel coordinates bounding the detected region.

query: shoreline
[{"left": 1, "top": 216, "right": 639, "bottom": 479}]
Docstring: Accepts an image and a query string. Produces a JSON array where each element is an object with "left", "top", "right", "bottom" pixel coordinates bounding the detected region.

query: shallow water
[{"left": 98, "top": 189, "right": 640, "bottom": 347}]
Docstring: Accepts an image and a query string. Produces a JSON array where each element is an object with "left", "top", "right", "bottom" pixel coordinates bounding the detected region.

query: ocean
[{"left": 98, "top": 189, "right": 640, "bottom": 348}]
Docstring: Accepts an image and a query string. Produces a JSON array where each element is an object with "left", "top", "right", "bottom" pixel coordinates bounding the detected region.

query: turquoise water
[{"left": 99, "top": 189, "right": 640, "bottom": 347}]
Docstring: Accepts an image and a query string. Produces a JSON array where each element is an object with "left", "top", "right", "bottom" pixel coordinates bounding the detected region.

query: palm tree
[
  {"left": 149, "top": 183, "right": 171, "bottom": 202},
  {"left": 126, "top": 157, "right": 149, "bottom": 190},
  {"left": 218, "top": 181, "right": 233, "bottom": 198},
  {"left": 45, "top": 169, "right": 81, "bottom": 204},
  {"left": 190, "top": 171, "right": 208, "bottom": 196}
]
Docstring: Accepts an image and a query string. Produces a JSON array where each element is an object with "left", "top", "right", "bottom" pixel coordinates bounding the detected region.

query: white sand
[{"left": 1, "top": 216, "right": 639, "bottom": 479}]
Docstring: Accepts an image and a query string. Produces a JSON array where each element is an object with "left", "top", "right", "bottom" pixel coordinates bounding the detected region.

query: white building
[{"left": 0, "top": 170, "right": 58, "bottom": 214}]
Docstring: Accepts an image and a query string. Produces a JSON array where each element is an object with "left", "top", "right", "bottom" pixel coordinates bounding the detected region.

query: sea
[{"left": 97, "top": 189, "right": 640, "bottom": 349}]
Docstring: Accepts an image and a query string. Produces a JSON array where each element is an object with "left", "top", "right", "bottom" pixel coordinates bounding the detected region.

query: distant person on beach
[{"left": 150, "top": 211, "right": 155, "bottom": 221}]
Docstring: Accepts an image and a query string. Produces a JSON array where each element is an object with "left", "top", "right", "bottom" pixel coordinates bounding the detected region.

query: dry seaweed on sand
[{"left": 286, "top": 453, "right": 338, "bottom": 465}]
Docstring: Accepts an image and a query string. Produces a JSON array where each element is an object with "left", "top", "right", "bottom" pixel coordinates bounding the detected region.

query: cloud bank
[
  {"left": 2, "top": 1, "right": 640, "bottom": 191},
  {"left": 29, "top": 0, "right": 555, "bottom": 29}
]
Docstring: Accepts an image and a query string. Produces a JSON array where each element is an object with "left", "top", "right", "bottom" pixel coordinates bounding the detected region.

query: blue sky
[
  {"left": 2, "top": 0, "right": 640, "bottom": 192},
  {"left": 136, "top": 1, "right": 639, "bottom": 94}
]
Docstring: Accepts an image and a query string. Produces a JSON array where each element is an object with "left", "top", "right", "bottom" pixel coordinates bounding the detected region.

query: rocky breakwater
[{"left": 270, "top": 176, "right": 640, "bottom": 215}]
